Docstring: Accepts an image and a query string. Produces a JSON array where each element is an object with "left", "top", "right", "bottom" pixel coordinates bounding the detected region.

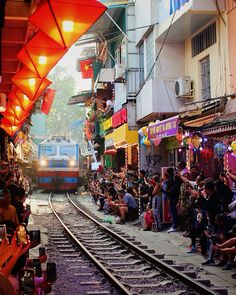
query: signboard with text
[{"left": 148, "top": 116, "right": 179, "bottom": 140}]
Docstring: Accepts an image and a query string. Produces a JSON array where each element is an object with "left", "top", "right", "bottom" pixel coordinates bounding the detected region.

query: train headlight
[
  {"left": 69, "top": 160, "right": 76, "bottom": 167},
  {"left": 40, "top": 159, "right": 47, "bottom": 167}
]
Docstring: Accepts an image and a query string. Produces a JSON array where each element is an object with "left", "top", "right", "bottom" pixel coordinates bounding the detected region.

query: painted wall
[
  {"left": 227, "top": 0, "right": 236, "bottom": 92},
  {"left": 135, "top": 0, "right": 150, "bottom": 44},
  {"left": 139, "top": 141, "right": 168, "bottom": 174},
  {"left": 185, "top": 17, "right": 230, "bottom": 100}
]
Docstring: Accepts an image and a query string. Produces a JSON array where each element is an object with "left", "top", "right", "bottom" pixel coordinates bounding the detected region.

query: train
[{"left": 37, "top": 136, "right": 81, "bottom": 191}]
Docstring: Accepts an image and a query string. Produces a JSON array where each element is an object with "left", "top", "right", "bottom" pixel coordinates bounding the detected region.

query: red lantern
[
  {"left": 29, "top": 0, "right": 107, "bottom": 48},
  {"left": 104, "top": 149, "right": 117, "bottom": 155},
  {"left": 17, "top": 31, "right": 67, "bottom": 78},
  {"left": 200, "top": 148, "right": 213, "bottom": 161},
  {"left": 12, "top": 67, "right": 51, "bottom": 100}
]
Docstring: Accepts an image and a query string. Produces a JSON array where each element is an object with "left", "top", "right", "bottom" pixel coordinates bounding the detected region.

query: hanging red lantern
[
  {"left": 17, "top": 31, "right": 68, "bottom": 78},
  {"left": 29, "top": 0, "right": 107, "bottom": 48},
  {"left": 200, "top": 148, "right": 213, "bottom": 161},
  {"left": 104, "top": 149, "right": 117, "bottom": 155},
  {"left": 12, "top": 67, "right": 51, "bottom": 100}
]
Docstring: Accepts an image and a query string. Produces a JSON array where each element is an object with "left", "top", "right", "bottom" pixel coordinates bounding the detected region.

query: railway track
[{"left": 49, "top": 193, "right": 228, "bottom": 295}]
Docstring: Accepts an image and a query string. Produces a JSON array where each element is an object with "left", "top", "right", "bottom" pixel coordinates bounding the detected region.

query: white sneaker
[{"left": 167, "top": 227, "right": 177, "bottom": 233}]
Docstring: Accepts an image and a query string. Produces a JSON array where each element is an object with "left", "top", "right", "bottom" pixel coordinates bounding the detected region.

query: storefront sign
[
  {"left": 103, "top": 118, "right": 112, "bottom": 131},
  {"left": 170, "top": 0, "right": 189, "bottom": 15},
  {"left": 148, "top": 116, "right": 179, "bottom": 140},
  {"left": 112, "top": 108, "right": 127, "bottom": 128}
]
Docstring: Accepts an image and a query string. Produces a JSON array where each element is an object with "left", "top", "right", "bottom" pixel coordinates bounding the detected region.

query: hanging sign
[{"left": 148, "top": 116, "right": 179, "bottom": 140}]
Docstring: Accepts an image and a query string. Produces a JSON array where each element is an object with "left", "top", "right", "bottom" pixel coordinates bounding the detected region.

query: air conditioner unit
[
  {"left": 175, "top": 76, "right": 192, "bottom": 97},
  {"left": 114, "top": 63, "right": 126, "bottom": 82}
]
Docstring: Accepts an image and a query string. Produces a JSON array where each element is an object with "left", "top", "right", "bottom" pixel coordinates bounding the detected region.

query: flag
[
  {"left": 41, "top": 88, "right": 56, "bottom": 115},
  {"left": 80, "top": 59, "right": 93, "bottom": 79}
]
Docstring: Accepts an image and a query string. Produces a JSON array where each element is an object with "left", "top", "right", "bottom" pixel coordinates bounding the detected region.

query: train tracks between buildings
[{"left": 49, "top": 193, "right": 228, "bottom": 295}]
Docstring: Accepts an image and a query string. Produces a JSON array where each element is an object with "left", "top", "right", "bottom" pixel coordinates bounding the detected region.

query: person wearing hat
[{"left": 115, "top": 188, "right": 138, "bottom": 224}]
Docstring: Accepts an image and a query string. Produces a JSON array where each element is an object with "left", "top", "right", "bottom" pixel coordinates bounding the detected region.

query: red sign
[{"left": 112, "top": 108, "right": 127, "bottom": 128}]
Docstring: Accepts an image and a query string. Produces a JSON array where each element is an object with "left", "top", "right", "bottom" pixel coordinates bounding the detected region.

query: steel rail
[
  {"left": 48, "top": 192, "right": 132, "bottom": 295},
  {"left": 67, "top": 193, "right": 220, "bottom": 295}
]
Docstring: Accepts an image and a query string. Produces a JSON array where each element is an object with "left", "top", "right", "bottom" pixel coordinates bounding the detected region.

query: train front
[{"left": 37, "top": 137, "right": 79, "bottom": 192}]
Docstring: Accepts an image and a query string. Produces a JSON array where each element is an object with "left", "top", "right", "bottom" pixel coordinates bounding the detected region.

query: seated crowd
[
  {"left": 0, "top": 160, "right": 54, "bottom": 294},
  {"left": 87, "top": 163, "right": 236, "bottom": 278}
]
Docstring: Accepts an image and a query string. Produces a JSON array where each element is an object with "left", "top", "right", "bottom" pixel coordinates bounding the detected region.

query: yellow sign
[{"left": 103, "top": 118, "right": 112, "bottom": 131}]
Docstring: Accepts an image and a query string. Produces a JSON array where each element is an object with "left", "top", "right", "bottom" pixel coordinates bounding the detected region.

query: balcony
[
  {"left": 136, "top": 77, "right": 184, "bottom": 123},
  {"left": 156, "top": 0, "right": 225, "bottom": 42}
]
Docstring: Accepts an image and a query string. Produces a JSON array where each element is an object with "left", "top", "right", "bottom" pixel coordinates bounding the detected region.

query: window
[
  {"left": 139, "top": 41, "right": 144, "bottom": 86},
  {"left": 41, "top": 146, "right": 57, "bottom": 156},
  {"left": 192, "top": 22, "right": 216, "bottom": 57},
  {"left": 200, "top": 56, "right": 211, "bottom": 100},
  {"left": 60, "top": 146, "right": 75, "bottom": 156},
  {"left": 115, "top": 38, "right": 126, "bottom": 65},
  {"left": 146, "top": 31, "right": 154, "bottom": 79}
]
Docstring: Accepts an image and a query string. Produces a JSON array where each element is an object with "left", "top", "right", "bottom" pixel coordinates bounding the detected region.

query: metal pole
[{"left": 105, "top": 11, "right": 130, "bottom": 41}]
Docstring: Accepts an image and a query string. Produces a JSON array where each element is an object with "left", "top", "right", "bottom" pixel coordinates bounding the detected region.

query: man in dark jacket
[{"left": 165, "top": 167, "right": 182, "bottom": 232}]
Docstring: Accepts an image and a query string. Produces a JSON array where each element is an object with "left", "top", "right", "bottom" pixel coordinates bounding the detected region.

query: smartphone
[
  {"left": 0, "top": 224, "right": 7, "bottom": 242},
  {"left": 46, "top": 262, "right": 57, "bottom": 282},
  {"left": 29, "top": 230, "right": 41, "bottom": 244},
  {"left": 16, "top": 224, "right": 27, "bottom": 246},
  {"left": 39, "top": 246, "right": 46, "bottom": 257},
  {"left": 19, "top": 269, "right": 35, "bottom": 295}
]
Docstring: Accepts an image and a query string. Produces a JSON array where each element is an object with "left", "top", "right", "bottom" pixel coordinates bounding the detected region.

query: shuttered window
[
  {"left": 200, "top": 56, "right": 211, "bottom": 100},
  {"left": 192, "top": 22, "right": 216, "bottom": 57},
  {"left": 146, "top": 31, "right": 154, "bottom": 80},
  {"left": 139, "top": 42, "right": 144, "bottom": 86}
]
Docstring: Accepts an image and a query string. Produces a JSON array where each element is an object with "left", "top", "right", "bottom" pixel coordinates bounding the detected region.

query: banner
[
  {"left": 41, "top": 88, "right": 56, "bottom": 115},
  {"left": 80, "top": 59, "right": 94, "bottom": 79},
  {"left": 148, "top": 116, "right": 179, "bottom": 140}
]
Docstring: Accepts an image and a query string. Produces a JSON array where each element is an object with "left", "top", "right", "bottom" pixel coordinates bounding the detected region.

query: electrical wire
[{"left": 215, "top": 0, "right": 227, "bottom": 26}]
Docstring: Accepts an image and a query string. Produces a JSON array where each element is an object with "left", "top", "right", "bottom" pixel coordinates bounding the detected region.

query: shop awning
[
  {"left": 113, "top": 123, "right": 138, "bottom": 147},
  {"left": 184, "top": 114, "right": 218, "bottom": 128},
  {"left": 68, "top": 92, "right": 92, "bottom": 105}
]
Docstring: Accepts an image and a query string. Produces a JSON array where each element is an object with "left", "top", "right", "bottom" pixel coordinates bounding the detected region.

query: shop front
[{"left": 113, "top": 123, "right": 138, "bottom": 172}]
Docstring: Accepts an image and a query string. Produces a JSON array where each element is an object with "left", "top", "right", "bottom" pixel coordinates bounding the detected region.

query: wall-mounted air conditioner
[
  {"left": 175, "top": 76, "right": 193, "bottom": 97},
  {"left": 114, "top": 64, "right": 126, "bottom": 83}
]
